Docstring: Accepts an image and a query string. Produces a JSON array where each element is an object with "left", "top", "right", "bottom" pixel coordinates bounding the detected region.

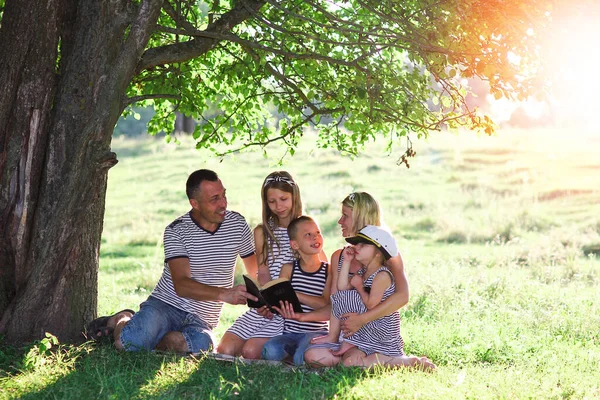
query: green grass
[{"left": 1, "top": 127, "right": 600, "bottom": 399}]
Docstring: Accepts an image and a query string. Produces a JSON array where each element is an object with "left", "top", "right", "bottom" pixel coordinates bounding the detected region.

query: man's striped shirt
[{"left": 151, "top": 210, "right": 255, "bottom": 329}]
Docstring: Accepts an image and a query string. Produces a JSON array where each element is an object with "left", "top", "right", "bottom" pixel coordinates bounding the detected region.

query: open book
[{"left": 243, "top": 275, "right": 303, "bottom": 314}]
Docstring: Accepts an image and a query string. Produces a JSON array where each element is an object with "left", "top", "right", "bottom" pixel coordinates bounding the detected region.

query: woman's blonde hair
[
  {"left": 342, "top": 192, "right": 381, "bottom": 236},
  {"left": 259, "top": 171, "right": 303, "bottom": 265}
]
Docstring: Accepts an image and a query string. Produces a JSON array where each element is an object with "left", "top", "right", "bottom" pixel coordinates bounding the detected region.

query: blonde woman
[{"left": 278, "top": 192, "right": 433, "bottom": 369}]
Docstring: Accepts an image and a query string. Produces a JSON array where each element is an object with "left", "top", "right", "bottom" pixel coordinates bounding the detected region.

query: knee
[
  {"left": 118, "top": 323, "right": 149, "bottom": 352},
  {"left": 241, "top": 342, "right": 264, "bottom": 360},
  {"left": 117, "top": 311, "right": 166, "bottom": 352},
  {"left": 216, "top": 341, "right": 236, "bottom": 356},
  {"left": 216, "top": 334, "right": 242, "bottom": 356},
  {"left": 158, "top": 331, "right": 189, "bottom": 353},
  {"left": 304, "top": 349, "right": 332, "bottom": 368},
  {"left": 341, "top": 357, "right": 354, "bottom": 367},
  {"left": 261, "top": 341, "right": 284, "bottom": 361}
]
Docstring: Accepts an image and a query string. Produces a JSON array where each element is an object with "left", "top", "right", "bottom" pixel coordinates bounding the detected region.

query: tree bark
[
  {"left": 0, "top": 0, "right": 162, "bottom": 344},
  {"left": 0, "top": 0, "right": 263, "bottom": 344}
]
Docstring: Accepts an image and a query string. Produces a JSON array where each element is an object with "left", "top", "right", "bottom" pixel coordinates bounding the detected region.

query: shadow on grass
[
  {"left": 14, "top": 346, "right": 168, "bottom": 400},
  {"left": 148, "top": 355, "right": 366, "bottom": 399},
  {"left": 6, "top": 344, "right": 365, "bottom": 399}
]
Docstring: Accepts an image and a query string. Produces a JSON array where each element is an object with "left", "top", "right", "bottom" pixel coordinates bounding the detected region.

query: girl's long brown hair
[{"left": 259, "top": 171, "right": 303, "bottom": 266}]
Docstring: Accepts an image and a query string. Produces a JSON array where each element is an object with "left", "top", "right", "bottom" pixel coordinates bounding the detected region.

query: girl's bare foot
[
  {"left": 407, "top": 355, "right": 436, "bottom": 371},
  {"left": 331, "top": 341, "right": 356, "bottom": 356}
]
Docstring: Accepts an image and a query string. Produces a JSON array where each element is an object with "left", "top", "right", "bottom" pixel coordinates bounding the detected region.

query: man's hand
[
  {"left": 220, "top": 285, "right": 258, "bottom": 305},
  {"left": 272, "top": 301, "right": 303, "bottom": 321}
]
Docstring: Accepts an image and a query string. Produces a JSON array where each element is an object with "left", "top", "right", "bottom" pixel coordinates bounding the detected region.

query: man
[{"left": 86, "top": 169, "right": 258, "bottom": 353}]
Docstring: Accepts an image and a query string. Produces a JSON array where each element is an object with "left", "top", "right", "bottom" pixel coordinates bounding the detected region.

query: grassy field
[{"left": 1, "top": 127, "right": 599, "bottom": 399}]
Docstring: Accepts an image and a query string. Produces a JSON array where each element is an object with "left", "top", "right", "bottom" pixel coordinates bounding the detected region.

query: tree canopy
[{"left": 126, "top": 0, "right": 553, "bottom": 158}]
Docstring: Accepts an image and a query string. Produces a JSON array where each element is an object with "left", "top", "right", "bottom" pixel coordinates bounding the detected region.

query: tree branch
[
  {"left": 124, "top": 93, "right": 181, "bottom": 107},
  {"left": 136, "top": 0, "right": 266, "bottom": 73}
]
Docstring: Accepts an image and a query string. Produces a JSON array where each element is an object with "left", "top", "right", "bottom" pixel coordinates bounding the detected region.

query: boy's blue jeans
[
  {"left": 262, "top": 331, "right": 328, "bottom": 366},
  {"left": 119, "top": 296, "right": 214, "bottom": 353}
]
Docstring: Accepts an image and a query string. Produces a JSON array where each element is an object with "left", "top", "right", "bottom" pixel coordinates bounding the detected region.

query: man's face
[{"left": 190, "top": 179, "right": 227, "bottom": 228}]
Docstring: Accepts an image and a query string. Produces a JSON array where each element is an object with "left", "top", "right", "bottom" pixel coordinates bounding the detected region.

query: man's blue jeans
[
  {"left": 119, "top": 296, "right": 214, "bottom": 353},
  {"left": 262, "top": 331, "right": 328, "bottom": 366}
]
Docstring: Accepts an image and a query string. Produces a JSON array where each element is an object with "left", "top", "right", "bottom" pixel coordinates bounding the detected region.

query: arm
[
  {"left": 168, "top": 258, "right": 256, "bottom": 304},
  {"left": 340, "top": 253, "right": 409, "bottom": 334},
  {"left": 329, "top": 249, "right": 341, "bottom": 295},
  {"left": 297, "top": 292, "right": 328, "bottom": 309},
  {"left": 274, "top": 302, "right": 331, "bottom": 322},
  {"left": 254, "top": 225, "right": 272, "bottom": 286},
  {"left": 275, "top": 261, "right": 331, "bottom": 319},
  {"left": 277, "top": 249, "right": 340, "bottom": 321},
  {"left": 286, "top": 249, "right": 338, "bottom": 320},
  {"left": 242, "top": 253, "right": 258, "bottom": 280},
  {"left": 357, "top": 272, "right": 392, "bottom": 310},
  {"left": 337, "top": 247, "right": 354, "bottom": 291},
  {"left": 279, "top": 263, "right": 292, "bottom": 280}
]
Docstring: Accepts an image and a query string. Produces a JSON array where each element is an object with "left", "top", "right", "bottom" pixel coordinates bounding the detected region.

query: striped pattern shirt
[
  {"left": 151, "top": 210, "right": 255, "bottom": 329},
  {"left": 266, "top": 225, "right": 295, "bottom": 279},
  {"left": 331, "top": 266, "right": 404, "bottom": 356},
  {"left": 225, "top": 224, "right": 295, "bottom": 339},
  {"left": 284, "top": 260, "right": 329, "bottom": 333}
]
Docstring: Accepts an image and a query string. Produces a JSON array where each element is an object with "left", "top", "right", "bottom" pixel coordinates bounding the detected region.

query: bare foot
[
  {"left": 86, "top": 309, "right": 134, "bottom": 342},
  {"left": 331, "top": 341, "right": 356, "bottom": 356},
  {"left": 106, "top": 309, "right": 134, "bottom": 329},
  {"left": 407, "top": 355, "right": 436, "bottom": 372}
]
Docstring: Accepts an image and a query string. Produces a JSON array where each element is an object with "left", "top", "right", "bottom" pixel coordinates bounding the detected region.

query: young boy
[{"left": 261, "top": 215, "right": 331, "bottom": 366}]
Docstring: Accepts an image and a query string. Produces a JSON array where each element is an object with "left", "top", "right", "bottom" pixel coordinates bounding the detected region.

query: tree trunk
[
  {"left": 0, "top": 0, "right": 162, "bottom": 344},
  {"left": 174, "top": 112, "right": 197, "bottom": 134}
]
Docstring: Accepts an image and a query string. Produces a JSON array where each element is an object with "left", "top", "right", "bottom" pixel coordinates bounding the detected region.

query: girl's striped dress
[
  {"left": 225, "top": 224, "right": 294, "bottom": 339},
  {"left": 330, "top": 266, "right": 405, "bottom": 356}
]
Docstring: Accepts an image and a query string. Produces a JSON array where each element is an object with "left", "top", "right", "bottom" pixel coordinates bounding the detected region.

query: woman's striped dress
[
  {"left": 225, "top": 224, "right": 294, "bottom": 339},
  {"left": 331, "top": 266, "right": 405, "bottom": 356}
]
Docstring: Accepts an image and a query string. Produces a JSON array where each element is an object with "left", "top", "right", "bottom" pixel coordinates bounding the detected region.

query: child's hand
[
  {"left": 272, "top": 301, "right": 302, "bottom": 321},
  {"left": 350, "top": 274, "right": 363, "bottom": 290},
  {"left": 342, "top": 246, "right": 356, "bottom": 261},
  {"left": 255, "top": 305, "right": 274, "bottom": 319}
]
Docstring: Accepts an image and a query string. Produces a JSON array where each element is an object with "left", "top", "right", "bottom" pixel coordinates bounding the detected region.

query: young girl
[
  {"left": 216, "top": 171, "right": 302, "bottom": 359},
  {"left": 311, "top": 225, "right": 403, "bottom": 359}
]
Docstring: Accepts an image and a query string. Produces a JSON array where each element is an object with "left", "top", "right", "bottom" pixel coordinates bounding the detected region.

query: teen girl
[{"left": 216, "top": 171, "right": 302, "bottom": 359}]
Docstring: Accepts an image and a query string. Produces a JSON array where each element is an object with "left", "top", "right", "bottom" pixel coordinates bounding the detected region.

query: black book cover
[{"left": 243, "top": 275, "right": 303, "bottom": 314}]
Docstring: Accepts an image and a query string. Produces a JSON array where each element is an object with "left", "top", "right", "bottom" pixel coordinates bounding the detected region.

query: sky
[{"left": 489, "top": 1, "right": 600, "bottom": 130}]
